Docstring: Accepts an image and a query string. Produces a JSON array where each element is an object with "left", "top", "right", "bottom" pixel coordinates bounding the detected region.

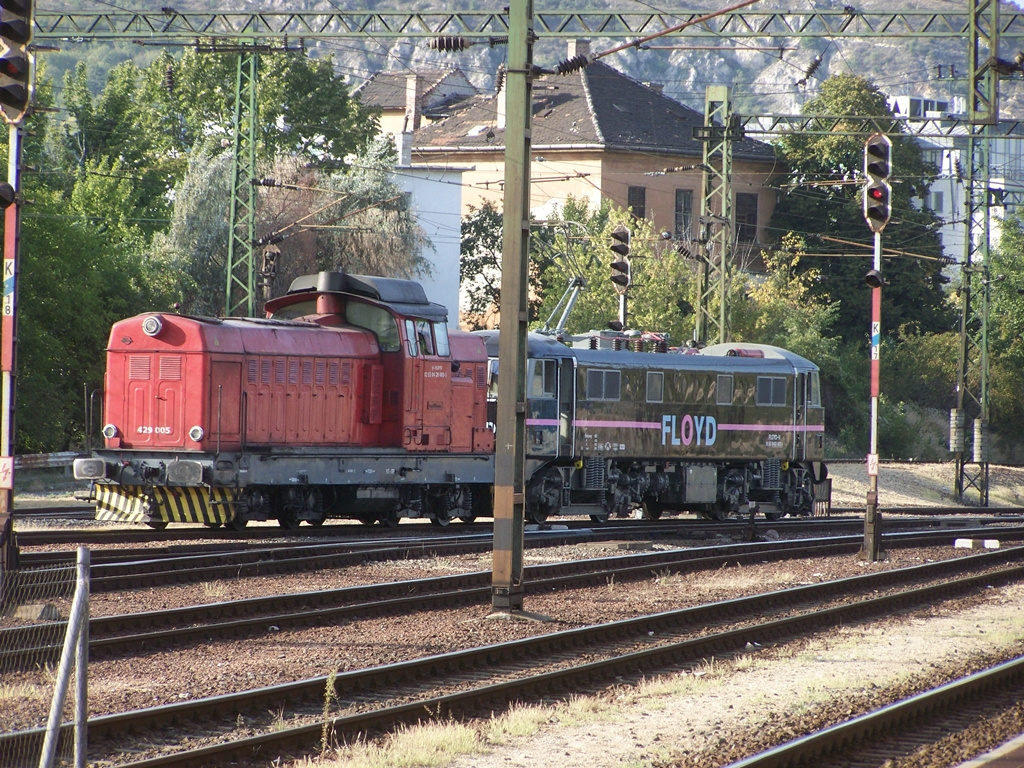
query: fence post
[{"left": 38, "top": 546, "right": 89, "bottom": 768}]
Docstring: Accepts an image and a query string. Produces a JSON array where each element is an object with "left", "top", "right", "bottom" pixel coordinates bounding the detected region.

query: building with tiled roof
[
  {"left": 410, "top": 41, "right": 781, "bottom": 249},
  {"left": 355, "top": 67, "right": 476, "bottom": 137}
]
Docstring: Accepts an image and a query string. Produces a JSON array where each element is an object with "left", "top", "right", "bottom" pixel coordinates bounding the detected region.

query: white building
[
  {"left": 890, "top": 93, "right": 1023, "bottom": 264},
  {"left": 392, "top": 131, "right": 471, "bottom": 326}
]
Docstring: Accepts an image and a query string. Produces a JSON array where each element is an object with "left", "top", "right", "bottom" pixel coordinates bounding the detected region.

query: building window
[
  {"left": 928, "top": 190, "right": 944, "bottom": 213},
  {"left": 627, "top": 186, "right": 646, "bottom": 220},
  {"left": 736, "top": 193, "right": 758, "bottom": 242},
  {"left": 674, "top": 189, "right": 693, "bottom": 240}
]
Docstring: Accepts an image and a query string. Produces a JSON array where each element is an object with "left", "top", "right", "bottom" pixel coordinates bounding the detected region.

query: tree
[
  {"left": 460, "top": 201, "right": 504, "bottom": 329},
  {"left": 146, "top": 140, "right": 234, "bottom": 316},
  {"left": 531, "top": 198, "right": 701, "bottom": 345},
  {"left": 771, "top": 75, "right": 954, "bottom": 344},
  {"left": 149, "top": 137, "right": 430, "bottom": 314},
  {"left": 312, "top": 138, "right": 430, "bottom": 284},
  {"left": 740, "top": 234, "right": 839, "bottom": 367},
  {"left": 15, "top": 187, "right": 175, "bottom": 451}
]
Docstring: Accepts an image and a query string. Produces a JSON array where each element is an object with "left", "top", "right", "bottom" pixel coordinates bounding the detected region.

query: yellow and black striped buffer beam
[{"left": 93, "top": 484, "right": 239, "bottom": 525}]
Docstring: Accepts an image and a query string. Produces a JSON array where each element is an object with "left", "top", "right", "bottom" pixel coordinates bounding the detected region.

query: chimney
[
  {"left": 568, "top": 39, "right": 591, "bottom": 59},
  {"left": 396, "top": 131, "right": 413, "bottom": 166},
  {"left": 405, "top": 73, "right": 421, "bottom": 131}
]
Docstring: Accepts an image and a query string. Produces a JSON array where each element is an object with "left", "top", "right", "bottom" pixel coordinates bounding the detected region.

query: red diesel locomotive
[{"left": 74, "top": 271, "right": 495, "bottom": 528}]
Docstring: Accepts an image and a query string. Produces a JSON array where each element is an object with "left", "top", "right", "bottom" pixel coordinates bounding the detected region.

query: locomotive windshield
[
  {"left": 345, "top": 302, "right": 401, "bottom": 352},
  {"left": 266, "top": 299, "right": 316, "bottom": 320},
  {"left": 405, "top": 319, "right": 451, "bottom": 357}
]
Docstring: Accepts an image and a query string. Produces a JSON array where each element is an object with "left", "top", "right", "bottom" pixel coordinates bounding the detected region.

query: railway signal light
[
  {"left": 0, "top": 0, "right": 32, "bottom": 124},
  {"left": 863, "top": 132, "right": 892, "bottom": 233},
  {"left": 609, "top": 224, "right": 631, "bottom": 293}
]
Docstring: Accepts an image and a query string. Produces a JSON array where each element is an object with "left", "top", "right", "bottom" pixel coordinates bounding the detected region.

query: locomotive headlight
[
  {"left": 101, "top": 424, "right": 119, "bottom": 439},
  {"left": 142, "top": 315, "right": 165, "bottom": 337},
  {"left": 188, "top": 426, "right": 204, "bottom": 442}
]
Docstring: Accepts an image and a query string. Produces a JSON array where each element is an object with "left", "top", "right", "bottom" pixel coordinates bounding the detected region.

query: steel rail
[
  {"left": 725, "top": 655, "right": 1024, "bottom": 768},
  {"left": 6, "top": 547, "right": 1022, "bottom": 767},
  {"left": 6, "top": 528, "right": 1024, "bottom": 669}
]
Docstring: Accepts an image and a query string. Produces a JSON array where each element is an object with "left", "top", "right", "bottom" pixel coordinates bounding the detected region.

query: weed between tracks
[{"left": 299, "top": 657, "right": 733, "bottom": 768}]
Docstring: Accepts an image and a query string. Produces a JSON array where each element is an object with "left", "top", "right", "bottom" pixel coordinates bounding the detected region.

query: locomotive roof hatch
[
  {"left": 273, "top": 270, "right": 449, "bottom": 322},
  {"left": 700, "top": 342, "right": 818, "bottom": 369}
]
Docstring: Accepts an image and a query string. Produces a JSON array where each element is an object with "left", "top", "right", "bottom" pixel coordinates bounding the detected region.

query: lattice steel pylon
[
  {"left": 953, "top": 0, "right": 999, "bottom": 506},
  {"left": 225, "top": 49, "right": 258, "bottom": 318},
  {"left": 695, "top": 85, "right": 737, "bottom": 345}
]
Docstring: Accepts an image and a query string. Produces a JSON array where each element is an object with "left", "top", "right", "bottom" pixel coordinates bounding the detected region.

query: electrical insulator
[
  {"left": 428, "top": 35, "right": 468, "bottom": 53},
  {"left": 556, "top": 54, "right": 590, "bottom": 75}
]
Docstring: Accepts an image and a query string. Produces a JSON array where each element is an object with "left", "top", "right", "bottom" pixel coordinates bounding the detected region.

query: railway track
[
  {"left": 14, "top": 521, "right": 1024, "bottom": 598},
  {"left": 728, "top": 654, "right": 1024, "bottom": 768},
  {"left": 14, "top": 529, "right": 1024, "bottom": 670},
  {"left": 5, "top": 545, "right": 1023, "bottom": 767},
  {"left": 15, "top": 503, "right": 1024, "bottom": 548}
]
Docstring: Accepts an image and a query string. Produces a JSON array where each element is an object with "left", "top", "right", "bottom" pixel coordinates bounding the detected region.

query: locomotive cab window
[
  {"left": 646, "top": 371, "right": 664, "bottom": 403},
  {"left": 530, "top": 359, "right": 557, "bottom": 398},
  {"left": 433, "top": 322, "right": 451, "bottom": 357},
  {"left": 716, "top": 374, "right": 734, "bottom": 405},
  {"left": 414, "top": 319, "right": 434, "bottom": 356},
  {"left": 756, "top": 376, "right": 787, "bottom": 406},
  {"left": 586, "top": 369, "right": 621, "bottom": 401},
  {"left": 346, "top": 302, "right": 401, "bottom": 352},
  {"left": 809, "top": 371, "right": 822, "bottom": 407},
  {"left": 268, "top": 299, "right": 317, "bottom": 320}
]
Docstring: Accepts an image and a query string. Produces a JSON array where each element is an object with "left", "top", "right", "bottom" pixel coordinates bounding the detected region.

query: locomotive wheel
[
  {"left": 357, "top": 516, "right": 376, "bottom": 527},
  {"left": 526, "top": 467, "right": 562, "bottom": 525},
  {"left": 306, "top": 515, "right": 325, "bottom": 527},
  {"left": 204, "top": 522, "right": 223, "bottom": 529},
  {"left": 589, "top": 513, "right": 609, "bottom": 525},
  {"left": 640, "top": 500, "right": 663, "bottom": 520},
  {"left": 457, "top": 515, "right": 477, "bottom": 523},
  {"left": 380, "top": 511, "right": 400, "bottom": 528},
  {"left": 431, "top": 514, "right": 451, "bottom": 527},
  {"left": 225, "top": 518, "right": 248, "bottom": 531},
  {"left": 278, "top": 514, "right": 300, "bottom": 530},
  {"left": 702, "top": 504, "right": 729, "bottom": 521},
  {"left": 145, "top": 519, "right": 168, "bottom": 530},
  {"left": 763, "top": 510, "right": 783, "bottom": 521}
]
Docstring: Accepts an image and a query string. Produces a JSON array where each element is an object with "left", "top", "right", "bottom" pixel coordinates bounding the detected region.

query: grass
[
  {"left": 200, "top": 581, "right": 228, "bottom": 600},
  {"left": 300, "top": 657, "right": 738, "bottom": 768},
  {"left": 0, "top": 681, "right": 46, "bottom": 703}
]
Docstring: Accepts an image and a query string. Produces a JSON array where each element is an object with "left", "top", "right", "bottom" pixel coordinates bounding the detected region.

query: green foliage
[
  {"left": 738, "top": 234, "right": 839, "bottom": 367},
  {"left": 460, "top": 201, "right": 504, "bottom": 328},
  {"left": 530, "top": 198, "right": 699, "bottom": 344},
  {"left": 146, "top": 139, "right": 233, "bottom": 316},
  {"left": 882, "top": 328, "right": 959, "bottom": 411},
  {"left": 771, "top": 74, "right": 953, "bottom": 345},
  {"left": 15, "top": 187, "right": 174, "bottom": 452},
  {"left": 314, "top": 137, "right": 430, "bottom": 282}
]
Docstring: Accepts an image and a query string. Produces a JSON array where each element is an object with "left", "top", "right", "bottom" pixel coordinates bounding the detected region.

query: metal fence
[{"left": 1, "top": 549, "right": 90, "bottom": 768}]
